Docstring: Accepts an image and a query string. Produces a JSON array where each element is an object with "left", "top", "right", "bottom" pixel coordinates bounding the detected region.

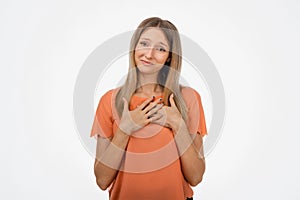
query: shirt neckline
[{"left": 132, "top": 94, "right": 163, "bottom": 99}]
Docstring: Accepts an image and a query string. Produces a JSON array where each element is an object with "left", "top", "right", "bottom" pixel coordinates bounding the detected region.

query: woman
[{"left": 91, "top": 17, "right": 207, "bottom": 200}]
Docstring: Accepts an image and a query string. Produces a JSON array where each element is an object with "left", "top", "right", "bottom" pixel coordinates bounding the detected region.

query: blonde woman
[{"left": 91, "top": 17, "right": 207, "bottom": 200}]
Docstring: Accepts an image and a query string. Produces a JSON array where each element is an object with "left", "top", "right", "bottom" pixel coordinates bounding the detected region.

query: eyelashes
[
  {"left": 157, "top": 47, "right": 167, "bottom": 52},
  {"left": 139, "top": 41, "right": 148, "bottom": 46},
  {"left": 138, "top": 41, "right": 167, "bottom": 52}
]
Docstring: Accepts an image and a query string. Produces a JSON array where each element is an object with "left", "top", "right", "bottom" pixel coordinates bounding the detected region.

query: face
[{"left": 134, "top": 28, "right": 170, "bottom": 75}]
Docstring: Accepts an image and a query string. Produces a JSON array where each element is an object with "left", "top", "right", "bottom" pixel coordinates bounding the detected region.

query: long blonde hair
[{"left": 115, "top": 17, "right": 188, "bottom": 122}]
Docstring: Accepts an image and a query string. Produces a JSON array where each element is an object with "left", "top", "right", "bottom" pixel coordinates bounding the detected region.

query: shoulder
[
  {"left": 180, "top": 85, "right": 201, "bottom": 102},
  {"left": 96, "top": 88, "right": 120, "bottom": 114},
  {"left": 95, "top": 88, "right": 121, "bottom": 120},
  {"left": 180, "top": 85, "right": 197, "bottom": 95},
  {"left": 100, "top": 87, "right": 121, "bottom": 102},
  {"left": 180, "top": 85, "right": 204, "bottom": 111}
]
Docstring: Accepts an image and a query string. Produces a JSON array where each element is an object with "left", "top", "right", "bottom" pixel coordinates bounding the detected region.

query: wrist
[
  {"left": 170, "top": 118, "right": 184, "bottom": 133},
  {"left": 118, "top": 121, "right": 132, "bottom": 135},
  {"left": 116, "top": 127, "right": 131, "bottom": 141}
]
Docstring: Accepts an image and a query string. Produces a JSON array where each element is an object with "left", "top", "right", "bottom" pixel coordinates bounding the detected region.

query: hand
[
  {"left": 119, "top": 96, "right": 164, "bottom": 135},
  {"left": 150, "top": 94, "right": 182, "bottom": 131}
]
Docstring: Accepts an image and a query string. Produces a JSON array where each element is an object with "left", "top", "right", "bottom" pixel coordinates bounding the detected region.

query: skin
[
  {"left": 94, "top": 28, "right": 205, "bottom": 190},
  {"left": 134, "top": 27, "right": 170, "bottom": 96}
]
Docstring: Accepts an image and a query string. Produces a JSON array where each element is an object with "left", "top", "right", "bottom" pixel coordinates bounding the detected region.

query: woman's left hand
[{"left": 150, "top": 93, "right": 182, "bottom": 131}]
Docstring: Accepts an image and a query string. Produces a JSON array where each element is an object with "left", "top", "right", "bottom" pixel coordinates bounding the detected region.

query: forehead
[{"left": 139, "top": 28, "right": 169, "bottom": 44}]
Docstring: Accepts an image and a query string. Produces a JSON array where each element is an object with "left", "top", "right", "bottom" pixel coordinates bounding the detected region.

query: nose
[{"left": 145, "top": 47, "right": 154, "bottom": 59}]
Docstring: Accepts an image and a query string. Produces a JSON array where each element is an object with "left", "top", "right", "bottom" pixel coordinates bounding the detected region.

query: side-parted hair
[{"left": 115, "top": 17, "right": 188, "bottom": 122}]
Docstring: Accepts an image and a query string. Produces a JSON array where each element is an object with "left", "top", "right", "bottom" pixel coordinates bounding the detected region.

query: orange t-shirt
[{"left": 91, "top": 86, "right": 207, "bottom": 200}]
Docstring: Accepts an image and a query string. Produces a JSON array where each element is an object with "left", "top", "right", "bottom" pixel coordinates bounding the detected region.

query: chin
[
  {"left": 137, "top": 64, "right": 163, "bottom": 73},
  {"left": 137, "top": 67, "right": 161, "bottom": 74}
]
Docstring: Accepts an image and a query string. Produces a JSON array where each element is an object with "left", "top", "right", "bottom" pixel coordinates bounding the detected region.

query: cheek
[
  {"left": 134, "top": 49, "right": 142, "bottom": 57},
  {"left": 134, "top": 49, "right": 143, "bottom": 55},
  {"left": 157, "top": 55, "right": 169, "bottom": 63},
  {"left": 134, "top": 50, "right": 140, "bottom": 63}
]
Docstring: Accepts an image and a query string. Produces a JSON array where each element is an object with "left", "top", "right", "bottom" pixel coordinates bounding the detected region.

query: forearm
[
  {"left": 173, "top": 119, "right": 206, "bottom": 186},
  {"left": 94, "top": 128, "right": 130, "bottom": 190}
]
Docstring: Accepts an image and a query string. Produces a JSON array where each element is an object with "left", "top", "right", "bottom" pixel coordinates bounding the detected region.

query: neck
[{"left": 137, "top": 73, "right": 162, "bottom": 94}]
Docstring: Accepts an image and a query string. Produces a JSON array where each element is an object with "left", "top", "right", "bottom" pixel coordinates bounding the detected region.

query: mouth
[{"left": 141, "top": 60, "right": 153, "bottom": 65}]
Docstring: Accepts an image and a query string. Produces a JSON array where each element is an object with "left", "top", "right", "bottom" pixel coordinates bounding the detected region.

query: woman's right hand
[{"left": 118, "top": 96, "right": 163, "bottom": 135}]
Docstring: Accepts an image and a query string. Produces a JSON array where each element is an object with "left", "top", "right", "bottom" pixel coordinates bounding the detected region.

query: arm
[
  {"left": 152, "top": 93, "right": 206, "bottom": 186},
  {"left": 94, "top": 128, "right": 130, "bottom": 190},
  {"left": 94, "top": 96, "right": 163, "bottom": 190},
  {"left": 172, "top": 119, "right": 205, "bottom": 186}
]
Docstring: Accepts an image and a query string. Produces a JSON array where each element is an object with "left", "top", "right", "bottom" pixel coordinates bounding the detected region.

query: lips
[{"left": 141, "top": 60, "right": 153, "bottom": 65}]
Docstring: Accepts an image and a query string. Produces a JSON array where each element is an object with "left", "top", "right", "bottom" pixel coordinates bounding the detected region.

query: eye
[
  {"left": 158, "top": 47, "right": 166, "bottom": 52},
  {"left": 156, "top": 47, "right": 166, "bottom": 52},
  {"left": 139, "top": 41, "right": 148, "bottom": 47}
]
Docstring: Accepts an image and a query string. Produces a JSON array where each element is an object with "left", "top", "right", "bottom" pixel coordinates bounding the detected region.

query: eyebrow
[{"left": 140, "top": 37, "right": 169, "bottom": 48}]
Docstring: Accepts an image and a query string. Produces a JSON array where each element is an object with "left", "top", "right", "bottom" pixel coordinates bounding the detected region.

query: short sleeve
[
  {"left": 90, "top": 90, "right": 114, "bottom": 139},
  {"left": 182, "top": 87, "right": 208, "bottom": 137}
]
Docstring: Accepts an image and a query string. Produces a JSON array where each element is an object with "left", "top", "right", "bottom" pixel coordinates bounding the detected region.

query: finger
[
  {"left": 169, "top": 93, "right": 176, "bottom": 107},
  {"left": 145, "top": 103, "right": 163, "bottom": 117},
  {"left": 150, "top": 113, "right": 163, "bottom": 120},
  {"left": 148, "top": 113, "right": 164, "bottom": 124},
  {"left": 138, "top": 96, "right": 155, "bottom": 110},
  {"left": 143, "top": 97, "right": 163, "bottom": 114}
]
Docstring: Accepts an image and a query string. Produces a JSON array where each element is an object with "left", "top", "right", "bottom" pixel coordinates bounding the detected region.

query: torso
[
  {"left": 133, "top": 88, "right": 163, "bottom": 98},
  {"left": 93, "top": 85, "right": 197, "bottom": 199},
  {"left": 110, "top": 93, "right": 187, "bottom": 199}
]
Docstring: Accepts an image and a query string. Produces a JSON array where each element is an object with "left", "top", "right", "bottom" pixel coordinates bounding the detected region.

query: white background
[{"left": 1, "top": 0, "right": 299, "bottom": 199}]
